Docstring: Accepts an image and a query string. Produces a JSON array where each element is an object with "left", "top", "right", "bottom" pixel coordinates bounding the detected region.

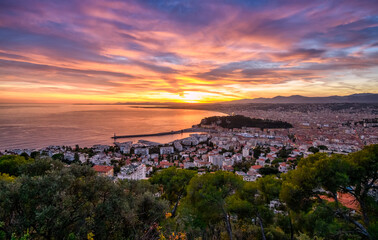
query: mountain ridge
[{"left": 223, "top": 93, "right": 378, "bottom": 104}]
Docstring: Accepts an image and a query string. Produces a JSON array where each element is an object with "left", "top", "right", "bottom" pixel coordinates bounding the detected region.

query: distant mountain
[{"left": 224, "top": 93, "right": 378, "bottom": 104}]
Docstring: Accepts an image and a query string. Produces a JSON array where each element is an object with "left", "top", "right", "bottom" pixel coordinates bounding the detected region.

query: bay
[{"left": 0, "top": 104, "right": 224, "bottom": 150}]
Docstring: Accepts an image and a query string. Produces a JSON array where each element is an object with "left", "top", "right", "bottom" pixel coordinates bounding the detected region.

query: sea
[{"left": 0, "top": 104, "right": 225, "bottom": 151}]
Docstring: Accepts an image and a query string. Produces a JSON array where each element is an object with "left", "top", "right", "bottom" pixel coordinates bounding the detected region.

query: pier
[{"left": 111, "top": 127, "right": 214, "bottom": 139}]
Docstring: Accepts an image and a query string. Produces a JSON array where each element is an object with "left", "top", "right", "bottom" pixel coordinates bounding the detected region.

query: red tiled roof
[
  {"left": 319, "top": 193, "right": 360, "bottom": 211},
  {"left": 93, "top": 165, "right": 113, "bottom": 173},
  {"left": 251, "top": 165, "right": 263, "bottom": 170}
]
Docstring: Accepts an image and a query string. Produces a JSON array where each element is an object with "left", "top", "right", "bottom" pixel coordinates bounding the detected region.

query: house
[
  {"left": 174, "top": 141, "right": 183, "bottom": 151},
  {"left": 93, "top": 165, "right": 114, "bottom": 177},
  {"left": 242, "top": 147, "right": 250, "bottom": 157},
  {"left": 184, "top": 161, "right": 195, "bottom": 169},
  {"left": 160, "top": 146, "right": 174, "bottom": 155},
  {"left": 93, "top": 145, "right": 110, "bottom": 153},
  {"left": 118, "top": 163, "right": 146, "bottom": 180},
  {"left": 159, "top": 160, "right": 174, "bottom": 169},
  {"left": 116, "top": 141, "right": 132, "bottom": 154},
  {"left": 222, "top": 165, "right": 234, "bottom": 172},
  {"left": 249, "top": 165, "right": 263, "bottom": 173},
  {"left": 134, "top": 148, "right": 149, "bottom": 156},
  {"left": 232, "top": 153, "right": 243, "bottom": 162},
  {"left": 194, "top": 160, "right": 211, "bottom": 168},
  {"left": 256, "top": 157, "right": 267, "bottom": 166},
  {"left": 278, "top": 162, "right": 288, "bottom": 173},
  {"left": 208, "top": 154, "right": 224, "bottom": 167}
]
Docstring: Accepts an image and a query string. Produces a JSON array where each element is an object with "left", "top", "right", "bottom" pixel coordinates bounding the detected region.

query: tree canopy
[{"left": 0, "top": 145, "right": 377, "bottom": 240}]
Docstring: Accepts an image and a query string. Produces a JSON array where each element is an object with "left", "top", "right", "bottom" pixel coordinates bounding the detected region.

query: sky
[{"left": 0, "top": 0, "right": 378, "bottom": 103}]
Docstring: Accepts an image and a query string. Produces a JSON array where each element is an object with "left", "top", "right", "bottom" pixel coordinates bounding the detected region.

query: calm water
[{"left": 0, "top": 104, "right": 224, "bottom": 150}]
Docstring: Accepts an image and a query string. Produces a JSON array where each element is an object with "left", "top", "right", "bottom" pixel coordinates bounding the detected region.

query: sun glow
[{"left": 178, "top": 91, "right": 208, "bottom": 103}]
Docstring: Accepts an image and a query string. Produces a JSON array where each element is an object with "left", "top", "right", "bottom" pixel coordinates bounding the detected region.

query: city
[
  {"left": 1, "top": 0, "right": 378, "bottom": 239},
  {"left": 2, "top": 104, "right": 377, "bottom": 182}
]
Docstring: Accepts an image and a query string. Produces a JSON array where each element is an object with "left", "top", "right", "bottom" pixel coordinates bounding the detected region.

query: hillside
[{"left": 200, "top": 115, "right": 293, "bottom": 129}]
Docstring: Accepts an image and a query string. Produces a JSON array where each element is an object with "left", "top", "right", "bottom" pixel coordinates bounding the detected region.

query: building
[
  {"left": 118, "top": 163, "right": 146, "bottom": 180},
  {"left": 159, "top": 160, "right": 174, "bottom": 169},
  {"left": 278, "top": 162, "right": 288, "bottom": 173},
  {"left": 208, "top": 154, "right": 225, "bottom": 167},
  {"left": 174, "top": 141, "right": 183, "bottom": 151},
  {"left": 134, "top": 148, "right": 149, "bottom": 156},
  {"left": 242, "top": 147, "right": 250, "bottom": 157},
  {"left": 160, "top": 146, "right": 174, "bottom": 155},
  {"left": 93, "top": 165, "right": 114, "bottom": 177},
  {"left": 93, "top": 145, "right": 110, "bottom": 153}
]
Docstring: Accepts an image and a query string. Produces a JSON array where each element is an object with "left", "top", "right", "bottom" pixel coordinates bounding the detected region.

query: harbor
[{"left": 111, "top": 127, "right": 215, "bottom": 140}]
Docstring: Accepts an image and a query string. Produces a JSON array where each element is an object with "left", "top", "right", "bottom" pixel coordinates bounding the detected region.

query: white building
[
  {"left": 93, "top": 145, "right": 110, "bottom": 153},
  {"left": 118, "top": 163, "right": 146, "bottom": 180},
  {"left": 160, "top": 146, "right": 174, "bottom": 155},
  {"left": 278, "top": 162, "right": 288, "bottom": 173},
  {"left": 174, "top": 141, "right": 183, "bottom": 151},
  {"left": 242, "top": 147, "right": 250, "bottom": 157},
  {"left": 208, "top": 154, "right": 225, "bottom": 167},
  {"left": 134, "top": 148, "right": 149, "bottom": 156}
]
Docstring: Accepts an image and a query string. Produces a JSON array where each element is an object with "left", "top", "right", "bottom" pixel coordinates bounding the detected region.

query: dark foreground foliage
[
  {"left": 0, "top": 144, "right": 377, "bottom": 240},
  {"left": 0, "top": 158, "right": 168, "bottom": 240}
]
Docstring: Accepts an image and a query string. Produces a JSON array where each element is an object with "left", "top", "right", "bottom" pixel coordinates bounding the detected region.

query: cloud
[{"left": 0, "top": 0, "right": 377, "bottom": 102}]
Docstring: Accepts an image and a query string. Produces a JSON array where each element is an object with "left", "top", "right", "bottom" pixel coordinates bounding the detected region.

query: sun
[{"left": 178, "top": 91, "right": 208, "bottom": 103}]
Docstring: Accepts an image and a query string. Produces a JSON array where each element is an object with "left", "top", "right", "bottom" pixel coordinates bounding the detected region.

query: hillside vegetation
[
  {"left": 200, "top": 115, "right": 293, "bottom": 129},
  {"left": 0, "top": 145, "right": 377, "bottom": 240}
]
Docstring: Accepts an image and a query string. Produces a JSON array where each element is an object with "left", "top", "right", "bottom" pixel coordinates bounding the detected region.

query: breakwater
[{"left": 111, "top": 127, "right": 215, "bottom": 139}]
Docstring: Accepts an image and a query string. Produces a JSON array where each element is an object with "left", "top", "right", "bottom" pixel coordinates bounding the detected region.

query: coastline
[
  {"left": 112, "top": 127, "right": 216, "bottom": 140},
  {"left": 0, "top": 104, "right": 226, "bottom": 151}
]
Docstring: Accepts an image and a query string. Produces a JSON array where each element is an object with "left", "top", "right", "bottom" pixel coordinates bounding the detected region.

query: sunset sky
[{"left": 0, "top": 0, "right": 378, "bottom": 103}]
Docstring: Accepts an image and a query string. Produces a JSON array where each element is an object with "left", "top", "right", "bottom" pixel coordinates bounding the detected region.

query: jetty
[{"left": 112, "top": 127, "right": 215, "bottom": 140}]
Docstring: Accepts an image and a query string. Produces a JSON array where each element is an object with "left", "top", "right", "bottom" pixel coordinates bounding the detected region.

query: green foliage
[
  {"left": 51, "top": 153, "right": 64, "bottom": 161},
  {"left": 0, "top": 173, "right": 15, "bottom": 182},
  {"left": 281, "top": 148, "right": 378, "bottom": 239},
  {"left": 254, "top": 145, "right": 263, "bottom": 159},
  {"left": 150, "top": 167, "right": 196, "bottom": 211},
  {"left": 200, "top": 115, "right": 293, "bottom": 129},
  {"left": 308, "top": 146, "right": 319, "bottom": 154},
  {"left": 19, "top": 156, "right": 64, "bottom": 177},
  {"left": 233, "top": 159, "right": 253, "bottom": 173},
  {"left": 277, "top": 147, "right": 292, "bottom": 159},
  {"left": 0, "top": 155, "right": 33, "bottom": 176},
  {"left": 256, "top": 175, "right": 282, "bottom": 203},
  {"left": 1, "top": 145, "right": 377, "bottom": 239},
  {"left": 258, "top": 166, "right": 279, "bottom": 176},
  {"left": 0, "top": 160, "right": 168, "bottom": 239},
  {"left": 182, "top": 171, "right": 243, "bottom": 238},
  {"left": 318, "top": 145, "right": 328, "bottom": 150}
]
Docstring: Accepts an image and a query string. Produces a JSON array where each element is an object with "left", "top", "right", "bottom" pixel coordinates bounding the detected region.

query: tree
[
  {"left": 254, "top": 146, "right": 263, "bottom": 159},
  {"left": 228, "top": 176, "right": 283, "bottom": 240},
  {"left": 0, "top": 160, "right": 169, "bottom": 239},
  {"left": 318, "top": 145, "right": 328, "bottom": 150},
  {"left": 150, "top": 167, "right": 196, "bottom": 217},
  {"left": 51, "top": 153, "right": 64, "bottom": 161},
  {"left": 0, "top": 155, "right": 33, "bottom": 176},
  {"left": 342, "top": 145, "right": 378, "bottom": 235},
  {"left": 74, "top": 152, "right": 80, "bottom": 163},
  {"left": 258, "top": 167, "right": 279, "bottom": 176},
  {"left": 184, "top": 171, "right": 243, "bottom": 240},
  {"left": 280, "top": 150, "right": 376, "bottom": 239},
  {"left": 307, "top": 146, "right": 319, "bottom": 154}
]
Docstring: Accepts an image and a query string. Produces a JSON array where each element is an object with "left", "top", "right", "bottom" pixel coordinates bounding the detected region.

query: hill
[
  {"left": 199, "top": 115, "right": 293, "bottom": 129},
  {"left": 223, "top": 93, "right": 378, "bottom": 104}
]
